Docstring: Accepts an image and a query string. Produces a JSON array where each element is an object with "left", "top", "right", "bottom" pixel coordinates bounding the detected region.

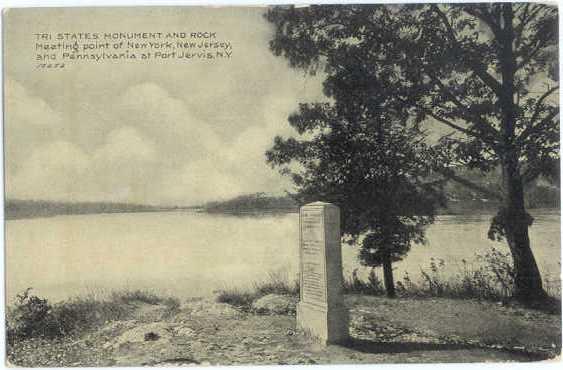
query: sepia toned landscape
[{"left": 3, "top": 3, "right": 561, "bottom": 366}]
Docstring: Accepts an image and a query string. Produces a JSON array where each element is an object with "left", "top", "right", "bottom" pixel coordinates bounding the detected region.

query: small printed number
[{"left": 36, "top": 63, "right": 65, "bottom": 69}]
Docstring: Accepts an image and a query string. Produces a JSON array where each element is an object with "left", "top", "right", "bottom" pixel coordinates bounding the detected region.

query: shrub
[
  {"left": 396, "top": 271, "right": 421, "bottom": 296},
  {"left": 7, "top": 288, "right": 54, "bottom": 342},
  {"left": 48, "top": 297, "right": 131, "bottom": 337},
  {"left": 475, "top": 247, "right": 515, "bottom": 297},
  {"left": 419, "top": 258, "right": 449, "bottom": 296},
  {"left": 161, "top": 297, "right": 182, "bottom": 318}
]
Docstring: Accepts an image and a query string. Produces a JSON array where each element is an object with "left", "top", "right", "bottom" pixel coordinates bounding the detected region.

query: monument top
[{"left": 303, "top": 201, "right": 337, "bottom": 208}]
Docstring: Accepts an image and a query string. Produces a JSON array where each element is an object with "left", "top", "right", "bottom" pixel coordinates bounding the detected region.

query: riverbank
[{"left": 7, "top": 290, "right": 561, "bottom": 366}]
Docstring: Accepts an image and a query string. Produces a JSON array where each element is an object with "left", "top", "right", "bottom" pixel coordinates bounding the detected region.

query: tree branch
[
  {"left": 463, "top": 6, "right": 503, "bottom": 39},
  {"left": 431, "top": 4, "right": 459, "bottom": 43},
  {"left": 518, "top": 94, "right": 559, "bottom": 145},
  {"left": 516, "top": 37, "right": 549, "bottom": 71},
  {"left": 398, "top": 95, "right": 482, "bottom": 140},
  {"left": 528, "top": 85, "right": 559, "bottom": 126},
  {"left": 518, "top": 4, "right": 546, "bottom": 32},
  {"left": 513, "top": 3, "right": 530, "bottom": 50},
  {"left": 519, "top": 109, "right": 560, "bottom": 145},
  {"left": 426, "top": 111, "right": 474, "bottom": 136},
  {"left": 432, "top": 5, "right": 503, "bottom": 97},
  {"left": 426, "top": 73, "right": 501, "bottom": 142}
]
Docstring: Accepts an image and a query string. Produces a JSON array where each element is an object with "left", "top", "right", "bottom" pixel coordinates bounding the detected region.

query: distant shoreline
[
  {"left": 4, "top": 199, "right": 197, "bottom": 221},
  {"left": 5, "top": 198, "right": 559, "bottom": 221}
]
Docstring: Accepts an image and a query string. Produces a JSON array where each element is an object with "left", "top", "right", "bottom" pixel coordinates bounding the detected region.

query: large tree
[{"left": 265, "top": 3, "right": 559, "bottom": 302}]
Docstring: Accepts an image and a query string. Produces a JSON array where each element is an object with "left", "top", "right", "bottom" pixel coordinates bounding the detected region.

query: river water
[{"left": 5, "top": 210, "right": 560, "bottom": 302}]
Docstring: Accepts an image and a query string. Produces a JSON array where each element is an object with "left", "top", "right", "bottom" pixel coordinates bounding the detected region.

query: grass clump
[
  {"left": 252, "top": 271, "right": 300, "bottom": 296},
  {"left": 110, "top": 289, "right": 163, "bottom": 305},
  {"left": 215, "top": 288, "right": 259, "bottom": 310},
  {"left": 110, "top": 289, "right": 181, "bottom": 317},
  {"left": 160, "top": 297, "right": 182, "bottom": 318}
]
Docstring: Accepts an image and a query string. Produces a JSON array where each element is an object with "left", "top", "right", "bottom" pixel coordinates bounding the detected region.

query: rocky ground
[{"left": 7, "top": 294, "right": 561, "bottom": 366}]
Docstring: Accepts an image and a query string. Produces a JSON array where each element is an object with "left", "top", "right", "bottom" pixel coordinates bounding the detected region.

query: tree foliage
[{"left": 266, "top": 69, "right": 445, "bottom": 297}]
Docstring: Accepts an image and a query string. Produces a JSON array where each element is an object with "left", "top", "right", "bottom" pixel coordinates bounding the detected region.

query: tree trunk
[
  {"left": 382, "top": 254, "right": 396, "bottom": 298},
  {"left": 497, "top": 4, "right": 546, "bottom": 303},
  {"left": 502, "top": 156, "right": 547, "bottom": 302}
]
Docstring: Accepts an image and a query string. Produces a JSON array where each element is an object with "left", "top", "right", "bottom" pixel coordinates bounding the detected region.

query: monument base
[{"left": 296, "top": 301, "right": 349, "bottom": 345}]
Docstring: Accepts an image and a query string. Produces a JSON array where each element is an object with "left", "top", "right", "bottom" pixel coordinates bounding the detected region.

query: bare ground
[{"left": 7, "top": 295, "right": 561, "bottom": 367}]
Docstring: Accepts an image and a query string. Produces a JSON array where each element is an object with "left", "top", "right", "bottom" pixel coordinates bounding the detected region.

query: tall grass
[
  {"left": 214, "top": 288, "right": 258, "bottom": 309},
  {"left": 215, "top": 270, "right": 299, "bottom": 311},
  {"left": 343, "top": 268, "right": 386, "bottom": 296},
  {"left": 349, "top": 248, "right": 561, "bottom": 301},
  {"left": 396, "top": 255, "right": 513, "bottom": 300},
  {"left": 252, "top": 271, "right": 300, "bottom": 296}
]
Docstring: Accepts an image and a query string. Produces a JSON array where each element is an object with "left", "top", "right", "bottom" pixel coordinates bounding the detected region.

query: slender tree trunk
[
  {"left": 497, "top": 4, "right": 546, "bottom": 303},
  {"left": 382, "top": 254, "right": 396, "bottom": 298}
]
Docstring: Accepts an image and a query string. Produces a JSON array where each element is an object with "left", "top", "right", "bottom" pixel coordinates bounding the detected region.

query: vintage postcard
[{"left": 2, "top": 3, "right": 561, "bottom": 367}]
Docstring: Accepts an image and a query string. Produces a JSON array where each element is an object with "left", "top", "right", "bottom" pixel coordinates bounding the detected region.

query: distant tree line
[
  {"left": 442, "top": 168, "right": 560, "bottom": 209},
  {"left": 5, "top": 174, "right": 558, "bottom": 221},
  {"left": 202, "top": 193, "right": 298, "bottom": 214},
  {"left": 5, "top": 200, "right": 163, "bottom": 220},
  {"left": 201, "top": 172, "right": 558, "bottom": 215}
]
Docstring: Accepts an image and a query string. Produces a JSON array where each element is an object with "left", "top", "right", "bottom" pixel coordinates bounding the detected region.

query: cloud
[
  {"left": 5, "top": 80, "right": 295, "bottom": 205},
  {"left": 8, "top": 141, "right": 91, "bottom": 200},
  {"left": 157, "top": 161, "right": 246, "bottom": 205},
  {"left": 5, "top": 79, "right": 62, "bottom": 128},
  {"left": 5, "top": 77, "right": 314, "bottom": 205},
  {"left": 94, "top": 126, "right": 157, "bottom": 164},
  {"left": 4, "top": 79, "right": 66, "bottom": 175},
  {"left": 8, "top": 127, "right": 161, "bottom": 203},
  {"left": 4, "top": 7, "right": 327, "bottom": 205}
]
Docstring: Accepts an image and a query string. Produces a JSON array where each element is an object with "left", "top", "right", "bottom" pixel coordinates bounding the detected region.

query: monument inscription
[
  {"left": 300, "top": 209, "right": 326, "bottom": 305},
  {"left": 297, "top": 202, "right": 349, "bottom": 344}
]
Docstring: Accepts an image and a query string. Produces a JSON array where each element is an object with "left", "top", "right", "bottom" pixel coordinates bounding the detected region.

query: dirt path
[{"left": 7, "top": 295, "right": 560, "bottom": 366}]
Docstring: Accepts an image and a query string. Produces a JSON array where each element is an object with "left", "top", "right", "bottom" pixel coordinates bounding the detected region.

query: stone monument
[{"left": 296, "top": 201, "right": 349, "bottom": 344}]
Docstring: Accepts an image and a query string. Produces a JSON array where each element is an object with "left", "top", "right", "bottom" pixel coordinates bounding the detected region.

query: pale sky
[
  {"left": 4, "top": 6, "right": 557, "bottom": 206},
  {"left": 4, "top": 7, "right": 326, "bottom": 205}
]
